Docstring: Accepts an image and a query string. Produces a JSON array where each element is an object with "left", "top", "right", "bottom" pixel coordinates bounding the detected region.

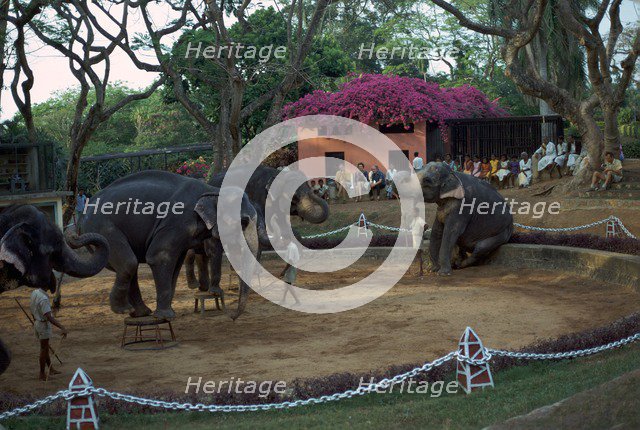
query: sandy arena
[{"left": 0, "top": 259, "right": 638, "bottom": 396}]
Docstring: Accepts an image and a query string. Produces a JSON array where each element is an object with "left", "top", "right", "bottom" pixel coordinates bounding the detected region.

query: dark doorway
[{"left": 325, "top": 151, "right": 345, "bottom": 177}]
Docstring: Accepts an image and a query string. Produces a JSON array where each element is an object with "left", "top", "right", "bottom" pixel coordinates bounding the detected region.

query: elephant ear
[
  {"left": 439, "top": 174, "right": 465, "bottom": 200},
  {"left": 0, "top": 223, "right": 31, "bottom": 275},
  {"left": 194, "top": 192, "right": 219, "bottom": 231}
]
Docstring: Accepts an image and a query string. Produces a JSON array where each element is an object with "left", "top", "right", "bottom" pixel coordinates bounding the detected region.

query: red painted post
[
  {"left": 456, "top": 327, "right": 494, "bottom": 394},
  {"left": 67, "top": 368, "right": 99, "bottom": 430}
]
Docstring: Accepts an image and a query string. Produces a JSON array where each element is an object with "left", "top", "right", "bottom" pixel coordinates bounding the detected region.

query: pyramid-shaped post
[
  {"left": 606, "top": 218, "right": 621, "bottom": 238},
  {"left": 357, "top": 213, "right": 369, "bottom": 237},
  {"left": 67, "top": 368, "right": 99, "bottom": 430},
  {"left": 456, "top": 327, "right": 494, "bottom": 394}
]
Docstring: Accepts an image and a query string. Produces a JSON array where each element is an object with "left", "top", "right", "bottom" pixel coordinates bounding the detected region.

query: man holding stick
[{"left": 29, "top": 287, "right": 68, "bottom": 380}]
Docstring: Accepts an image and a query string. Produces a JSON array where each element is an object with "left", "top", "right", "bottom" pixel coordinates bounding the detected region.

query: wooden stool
[
  {"left": 121, "top": 316, "right": 177, "bottom": 351},
  {"left": 193, "top": 291, "right": 225, "bottom": 315}
]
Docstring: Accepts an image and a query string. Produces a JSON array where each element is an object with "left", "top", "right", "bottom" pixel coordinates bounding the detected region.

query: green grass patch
[{"left": 4, "top": 344, "right": 640, "bottom": 429}]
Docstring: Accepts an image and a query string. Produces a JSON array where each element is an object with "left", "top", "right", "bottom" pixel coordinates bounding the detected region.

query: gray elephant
[
  {"left": 0, "top": 205, "right": 110, "bottom": 375},
  {"left": 405, "top": 162, "right": 513, "bottom": 275},
  {"left": 80, "top": 170, "right": 260, "bottom": 320},
  {"left": 184, "top": 165, "right": 329, "bottom": 294}
]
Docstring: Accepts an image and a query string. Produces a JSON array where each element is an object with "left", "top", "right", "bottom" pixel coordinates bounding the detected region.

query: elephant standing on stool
[
  {"left": 81, "top": 171, "right": 260, "bottom": 320},
  {"left": 184, "top": 165, "right": 329, "bottom": 295},
  {"left": 412, "top": 162, "right": 513, "bottom": 275}
]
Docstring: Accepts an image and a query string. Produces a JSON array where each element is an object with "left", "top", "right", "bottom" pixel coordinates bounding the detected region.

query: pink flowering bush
[
  {"left": 176, "top": 156, "right": 211, "bottom": 179},
  {"left": 283, "top": 74, "right": 508, "bottom": 141}
]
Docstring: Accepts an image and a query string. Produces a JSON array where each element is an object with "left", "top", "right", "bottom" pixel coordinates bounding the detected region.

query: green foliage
[
  {"left": 17, "top": 84, "right": 207, "bottom": 157},
  {"left": 619, "top": 123, "right": 640, "bottom": 139},
  {"left": 622, "top": 140, "right": 640, "bottom": 159}
]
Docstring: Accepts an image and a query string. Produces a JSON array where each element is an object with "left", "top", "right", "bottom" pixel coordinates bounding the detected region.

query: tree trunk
[
  {"left": 602, "top": 107, "right": 621, "bottom": 157},
  {"left": 62, "top": 141, "right": 86, "bottom": 227}
]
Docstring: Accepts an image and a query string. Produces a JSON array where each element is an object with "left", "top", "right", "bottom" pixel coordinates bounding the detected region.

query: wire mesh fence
[{"left": 77, "top": 144, "right": 213, "bottom": 194}]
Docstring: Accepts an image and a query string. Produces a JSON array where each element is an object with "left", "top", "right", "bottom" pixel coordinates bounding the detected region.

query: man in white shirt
[
  {"left": 30, "top": 287, "right": 68, "bottom": 380},
  {"left": 412, "top": 152, "right": 424, "bottom": 171},
  {"left": 410, "top": 208, "right": 427, "bottom": 276},
  {"left": 279, "top": 234, "right": 301, "bottom": 305}
]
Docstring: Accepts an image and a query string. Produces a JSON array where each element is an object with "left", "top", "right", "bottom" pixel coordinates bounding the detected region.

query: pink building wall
[{"left": 297, "top": 122, "right": 427, "bottom": 175}]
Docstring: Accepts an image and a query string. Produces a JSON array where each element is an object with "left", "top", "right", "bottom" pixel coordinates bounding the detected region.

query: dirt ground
[{"left": 0, "top": 258, "right": 637, "bottom": 396}]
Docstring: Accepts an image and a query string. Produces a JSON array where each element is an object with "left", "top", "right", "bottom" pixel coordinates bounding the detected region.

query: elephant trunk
[
  {"left": 296, "top": 193, "right": 329, "bottom": 224},
  {"left": 0, "top": 338, "right": 11, "bottom": 375},
  {"left": 54, "top": 232, "right": 110, "bottom": 278},
  {"left": 226, "top": 217, "right": 258, "bottom": 321}
]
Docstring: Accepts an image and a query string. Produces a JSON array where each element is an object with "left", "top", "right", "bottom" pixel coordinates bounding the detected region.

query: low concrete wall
[
  {"left": 487, "top": 244, "right": 640, "bottom": 290},
  {"left": 256, "top": 242, "right": 639, "bottom": 290}
]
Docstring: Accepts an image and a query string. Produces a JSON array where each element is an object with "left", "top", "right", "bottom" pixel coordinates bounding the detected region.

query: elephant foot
[
  {"left": 187, "top": 279, "right": 199, "bottom": 290},
  {"left": 153, "top": 307, "right": 176, "bottom": 321},
  {"left": 198, "top": 283, "right": 209, "bottom": 292},
  {"left": 129, "top": 305, "right": 152, "bottom": 318},
  {"left": 427, "top": 264, "right": 440, "bottom": 273},
  {"left": 109, "top": 292, "right": 134, "bottom": 314},
  {"left": 437, "top": 268, "right": 452, "bottom": 276},
  {"left": 208, "top": 286, "right": 225, "bottom": 298}
]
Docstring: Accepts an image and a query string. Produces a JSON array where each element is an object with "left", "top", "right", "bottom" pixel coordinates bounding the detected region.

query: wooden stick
[{"left": 45, "top": 336, "right": 64, "bottom": 382}]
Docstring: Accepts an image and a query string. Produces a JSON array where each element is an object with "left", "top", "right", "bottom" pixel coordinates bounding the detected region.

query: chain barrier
[
  {"left": 302, "top": 216, "right": 636, "bottom": 240},
  {"left": 514, "top": 215, "right": 636, "bottom": 239},
  {"left": 2, "top": 331, "right": 639, "bottom": 420}
]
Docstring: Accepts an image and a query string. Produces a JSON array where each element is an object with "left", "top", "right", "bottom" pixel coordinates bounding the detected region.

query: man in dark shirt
[{"left": 369, "top": 165, "right": 386, "bottom": 201}]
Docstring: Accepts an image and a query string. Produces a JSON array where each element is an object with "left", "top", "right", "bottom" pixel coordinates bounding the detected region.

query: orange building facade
[{"left": 297, "top": 121, "right": 445, "bottom": 177}]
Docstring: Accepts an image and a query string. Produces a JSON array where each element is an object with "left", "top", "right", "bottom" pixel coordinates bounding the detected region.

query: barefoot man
[
  {"left": 30, "top": 286, "right": 67, "bottom": 380},
  {"left": 278, "top": 233, "right": 301, "bottom": 306}
]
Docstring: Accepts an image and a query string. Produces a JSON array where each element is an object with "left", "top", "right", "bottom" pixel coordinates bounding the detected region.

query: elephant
[
  {"left": 80, "top": 170, "right": 260, "bottom": 320},
  {"left": 0, "top": 204, "right": 110, "bottom": 375},
  {"left": 403, "top": 162, "right": 513, "bottom": 275},
  {"left": 184, "top": 165, "right": 330, "bottom": 294}
]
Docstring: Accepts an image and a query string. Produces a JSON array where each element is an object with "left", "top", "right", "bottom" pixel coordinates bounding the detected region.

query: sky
[{"left": 1, "top": 0, "right": 639, "bottom": 120}]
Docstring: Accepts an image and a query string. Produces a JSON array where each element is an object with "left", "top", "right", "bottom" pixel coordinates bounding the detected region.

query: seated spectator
[
  {"left": 495, "top": 154, "right": 510, "bottom": 188},
  {"left": 489, "top": 154, "right": 499, "bottom": 180},
  {"left": 334, "top": 163, "right": 350, "bottom": 203},
  {"left": 435, "top": 155, "right": 443, "bottom": 163},
  {"left": 472, "top": 155, "right": 482, "bottom": 177},
  {"left": 385, "top": 164, "right": 398, "bottom": 199},
  {"left": 453, "top": 158, "right": 461, "bottom": 172},
  {"left": 369, "top": 165, "right": 386, "bottom": 201},
  {"left": 508, "top": 155, "right": 520, "bottom": 188},
  {"left": 443, "top": 153, "right": 455, "bottom": 171},
  {"left": 317, "top": 179, "right": 329, "bottom": 200},
  {"left": 590, "top": 151, "right": 623, "bottom": 191},
  {"left": 463, "top": 155, "right": 473, "bottom": 174},
  {"left": 353, "top": 162, "right": 369, "bottom": 202},
  {"left": 478, "top": 157, "right": 491, "bottom": 180},
  {"left": 518, "top": 152, "right": 532, "bottom": 188},
  {"left": 310, "top": 180, "right": 319, "bottom": 194}
]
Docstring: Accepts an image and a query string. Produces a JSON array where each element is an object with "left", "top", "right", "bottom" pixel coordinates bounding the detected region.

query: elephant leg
[
  {"left": 147, "top": 244, "right": 185, "bottom": 320},
  {"left": 206, "top": 239, "right": 224, "bottom": 296},
  {"left": 108, "top": 231, "right": 137, "bottom": 314},
  {"left": 195, "top": 253, "right": 210, "bottom": 292},
  {"left": 437, "top": 220, "right": 467, "bottom": 276},
  {"left": 184, "top": 249, "right": 199, "bottom": 290},
  {"left": 458, "top": 228, "right": 511, "bottom": 269},
  {"left": 428, "top": 219, "right": 444, "bottom": 273},
  {"left": 127, "top": 273, "right": 152, "bottom": 318}
]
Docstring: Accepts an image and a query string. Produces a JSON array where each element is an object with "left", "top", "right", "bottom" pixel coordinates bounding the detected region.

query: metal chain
[
  {"left": 0, "top": 389, "right": 81, "bottom": 420},
  {"left": 86, "top": 352, "right": 458, "bottom": 413},
  {"left": 514, "top": 215, "right": 636, "bottom": 238},
  {"left": 2, "top": 332, "right": 640, "bottom": 419},
  {"left": 489, "top": 332, "right": 640, "bottom": 360}
]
